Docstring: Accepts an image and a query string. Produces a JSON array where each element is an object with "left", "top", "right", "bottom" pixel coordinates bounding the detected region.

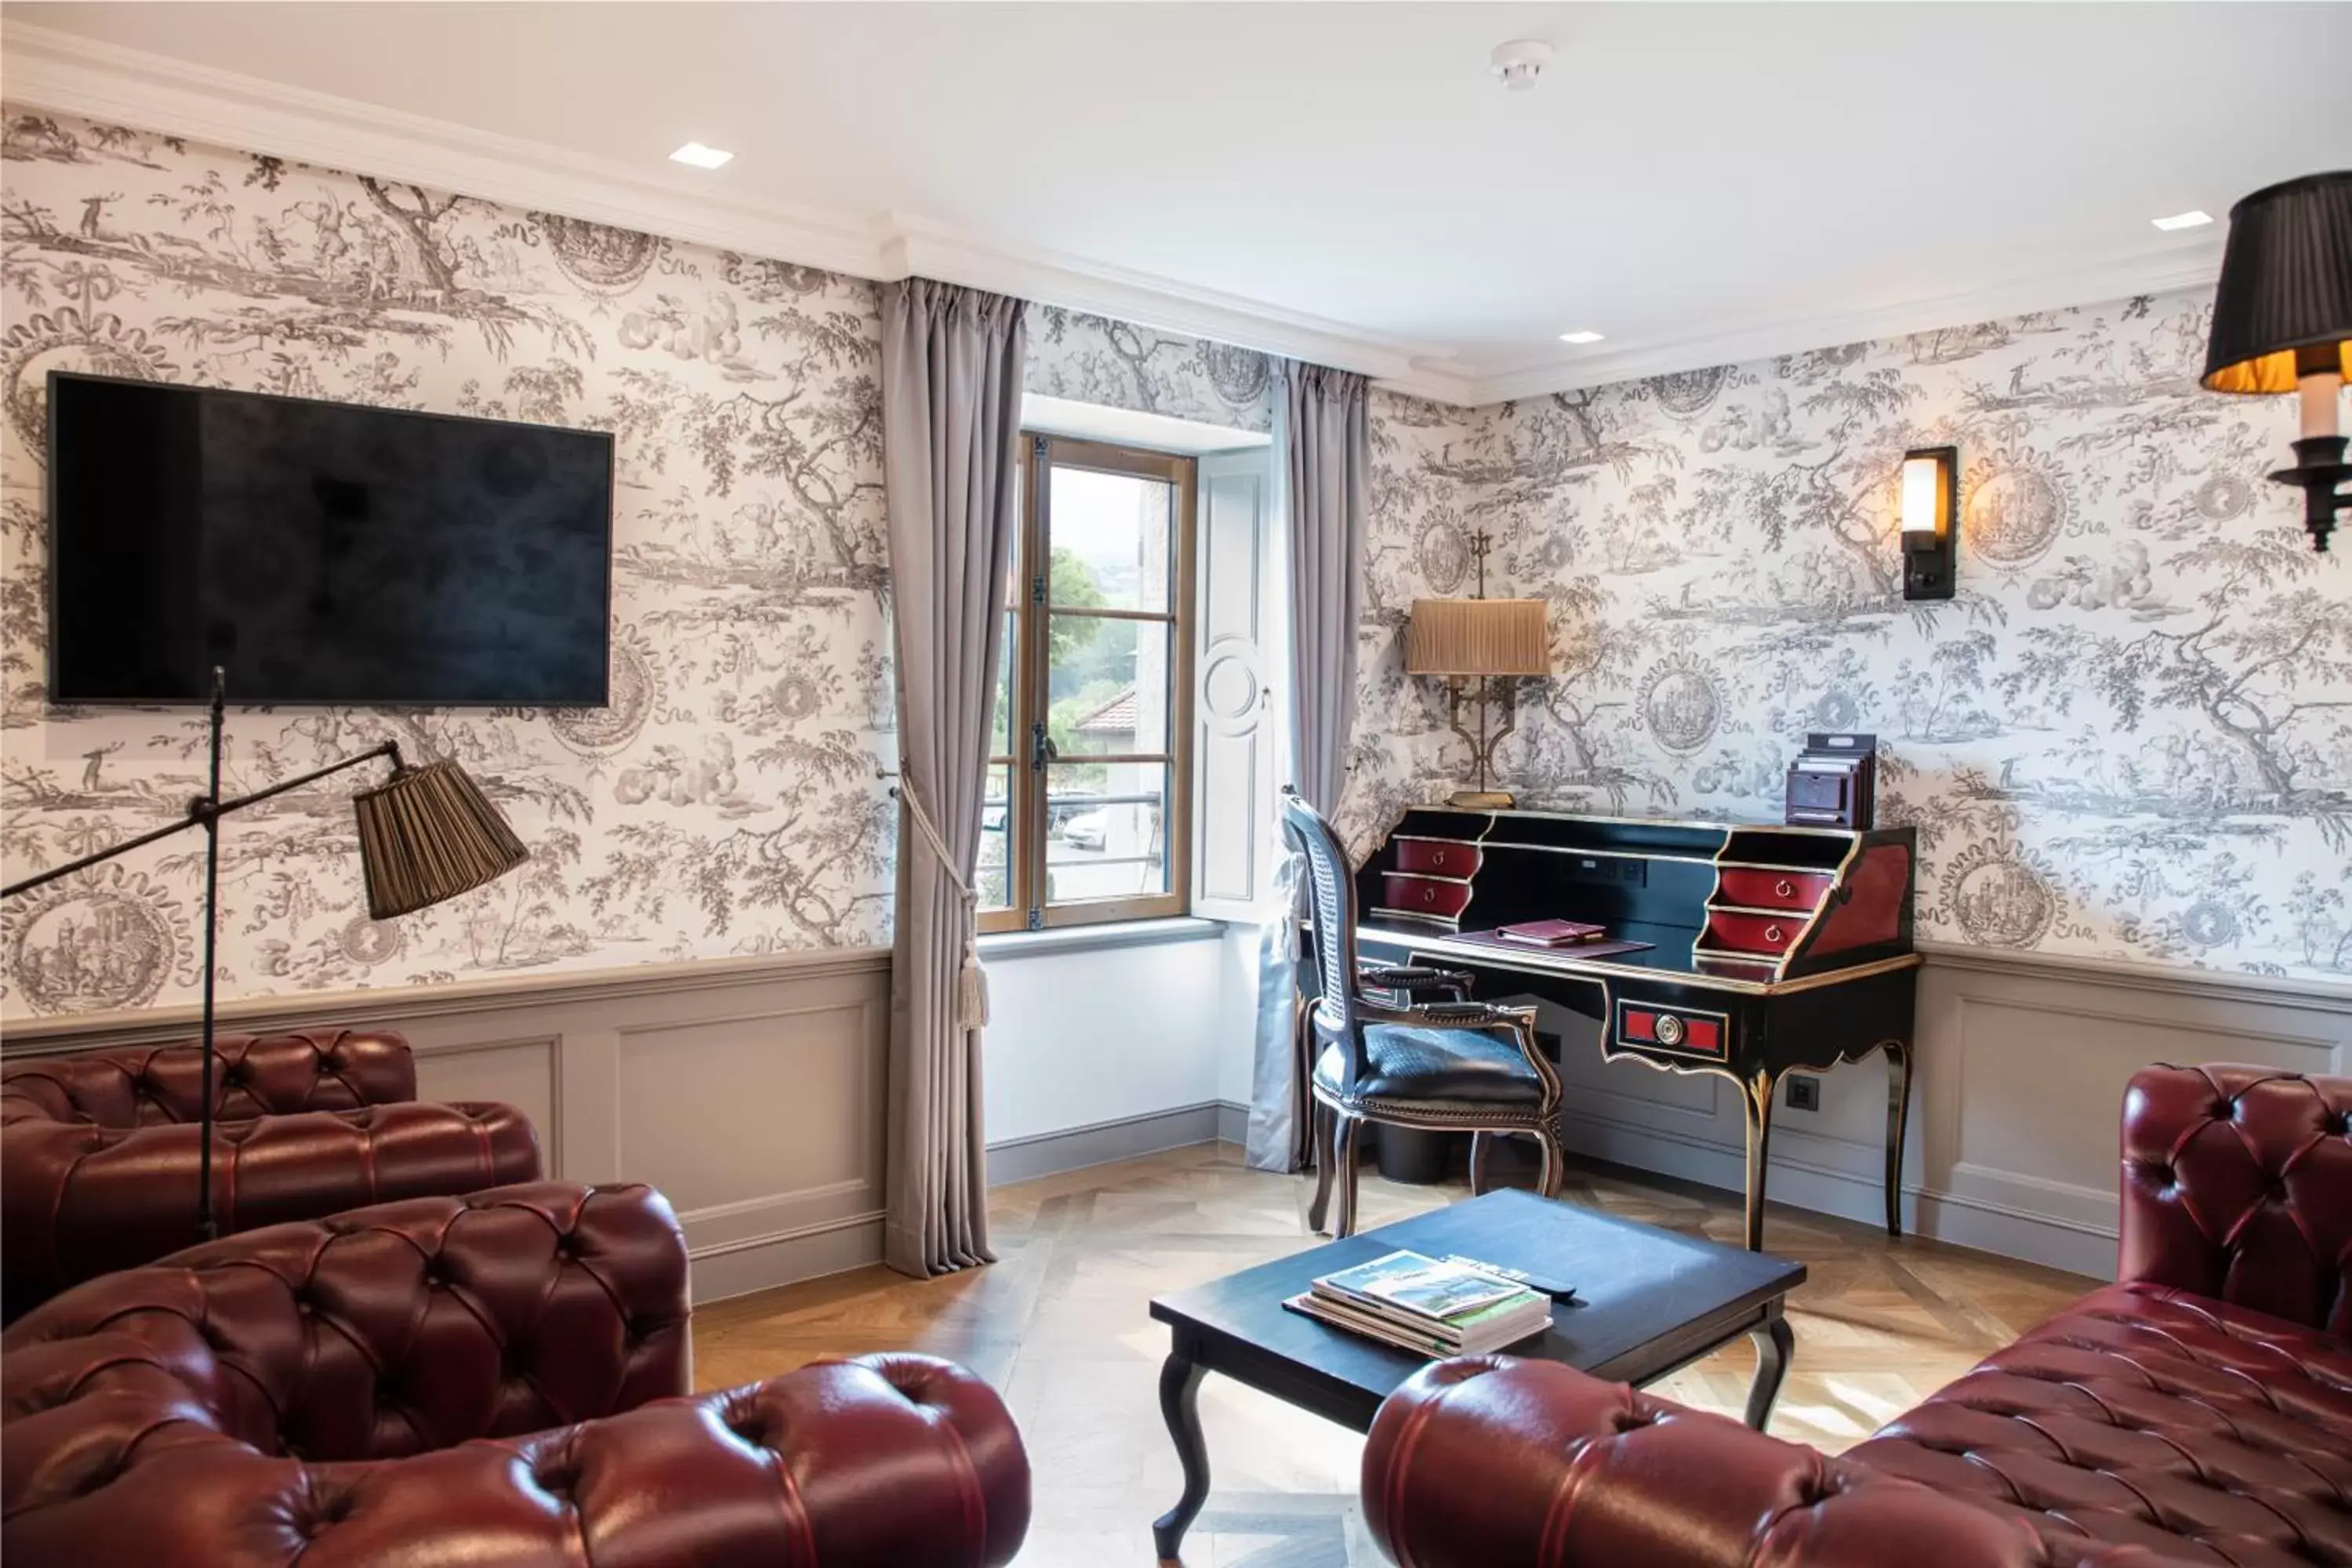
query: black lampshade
[
  {"left": 2202, "top": 170, "right": 2352, "bottom": 394},
  {"left": 352, "top": 759, "right": 529, "bottom": 920}
]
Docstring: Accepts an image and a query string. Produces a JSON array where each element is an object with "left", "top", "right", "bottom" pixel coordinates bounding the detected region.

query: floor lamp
[{"left": 1, "top": 667, "right": 530, "bottom": 1240}]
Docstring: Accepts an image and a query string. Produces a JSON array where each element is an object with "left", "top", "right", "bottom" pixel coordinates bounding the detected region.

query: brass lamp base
[{"left": 1447, "top": 789, "right": 1517, "bottom": 809}]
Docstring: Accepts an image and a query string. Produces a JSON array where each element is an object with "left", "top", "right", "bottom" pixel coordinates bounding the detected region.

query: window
[{"left": 979, "top": 435, "right": 1195, "bottom": 931}]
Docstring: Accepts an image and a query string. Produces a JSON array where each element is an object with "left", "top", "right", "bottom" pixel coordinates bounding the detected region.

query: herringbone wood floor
[{"left": 693, "top": 1142, "right": 2097, "bottom": 1567}]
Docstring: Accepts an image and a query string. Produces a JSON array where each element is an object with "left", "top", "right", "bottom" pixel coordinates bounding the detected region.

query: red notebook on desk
[{"left": 1492, "top": 919, "right": 1607, "bottom": 948}]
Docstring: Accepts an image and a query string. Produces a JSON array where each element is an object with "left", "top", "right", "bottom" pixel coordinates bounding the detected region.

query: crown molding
[
  {"left": 0, "top": 20, "right": 2229, "bottom": 412},
  {"left": 1465, "top": 245, "right": 2227, "bottom": 406},
  {"left": 0, "top": 21, "right": 1467, "bottom": 394}
]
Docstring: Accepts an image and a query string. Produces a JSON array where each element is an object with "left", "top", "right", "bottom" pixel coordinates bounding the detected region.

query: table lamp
[{"left": 1406, "top": 534, "right": 1550, "bottom": 809}]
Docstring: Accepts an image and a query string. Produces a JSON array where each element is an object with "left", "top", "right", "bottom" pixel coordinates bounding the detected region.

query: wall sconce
[
  {"left": 2201, "top": 170, "right": 2350, "bottom": 554},
  {"left": 1900, "top": 445, "right": 1958, "bottom": 601}
]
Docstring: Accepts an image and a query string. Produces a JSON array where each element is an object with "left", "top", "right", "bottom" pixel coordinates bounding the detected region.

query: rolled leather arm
[
  {"left": 2, "top": 1355, "right": 1029, "bottom": 1567},
  {"left": 2117, "top": 1064, "right": 2352, "bottom": 1332},
  {"left": 2, "top": 1100, "right": 540, "bottom": 1317},
  {"left": 1364, "top": 1357, "right": 2155, "bottom": 1568}
]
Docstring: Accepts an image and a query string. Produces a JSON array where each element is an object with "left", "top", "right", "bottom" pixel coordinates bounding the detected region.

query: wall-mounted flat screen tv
[{"left": 45, "top": 372, "right": 614, "bottom": 706}]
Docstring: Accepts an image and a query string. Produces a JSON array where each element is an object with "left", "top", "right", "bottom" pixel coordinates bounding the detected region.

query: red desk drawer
[
  {"left": 1617, "top": 1003, "right": 1728, "bottom": 1060},
  {"left": 1379, "top": 873, "right": 1472, "bottom": 920},
  {"left": 1393, "top": 839, "right": 1482, "bottom": 877},
  {"left": 1704, "top": 909, "right": 1802, "bottom": 956},
  {"left": 1717, "top": 868, "right": 1831, "bottom": 913}
]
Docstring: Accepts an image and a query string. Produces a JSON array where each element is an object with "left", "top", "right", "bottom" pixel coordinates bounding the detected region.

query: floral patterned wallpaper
[
  {"left": 3, "top": 107, "right": 2340, "bottom": 1018},
  {"left": 0, "top": 110, "right": 900, "bottom": 1017},
  {"left": 0, "top": 110, "right": 1287, "bottom": 1022},
  {"left": 1345, "top": 296, "right": 2352, "bottom": 981}
]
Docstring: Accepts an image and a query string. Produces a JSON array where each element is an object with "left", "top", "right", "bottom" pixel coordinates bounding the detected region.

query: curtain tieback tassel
[{"left": 896, "top": 775, "right": 990, "bottom": 1033}]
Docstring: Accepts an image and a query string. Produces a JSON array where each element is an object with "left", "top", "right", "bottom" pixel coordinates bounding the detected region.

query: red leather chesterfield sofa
[
  {"left": 2, "top": 1181, "right": 1030, "bottom": 1566},
  {"left": 2, "top": 1029, "right": 539, "bottom": 1318},
  {"left": 1363, "top": 1064, "right": 2352, "bottom": 1568}
]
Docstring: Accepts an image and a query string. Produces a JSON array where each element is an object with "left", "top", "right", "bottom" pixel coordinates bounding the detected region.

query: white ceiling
[{"left": 9, "top": 3, "right": 2350, "bottom": 403}]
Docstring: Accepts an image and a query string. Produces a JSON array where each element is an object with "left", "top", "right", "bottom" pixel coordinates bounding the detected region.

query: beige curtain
[
  {"left": 878, "top": 278, "right": 1027, "bottom": 1276},
  {"left": 1245, "top": 361, "right": 1370, "bottom": 1171}
]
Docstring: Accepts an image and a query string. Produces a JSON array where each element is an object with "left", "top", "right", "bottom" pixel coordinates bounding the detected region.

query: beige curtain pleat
[
  {"left": 1245, "top": 362, "right": 1371, "bottom": 1174},
  {"left": 878, "top": 278, "right": 1026, "bottom": 1277}
]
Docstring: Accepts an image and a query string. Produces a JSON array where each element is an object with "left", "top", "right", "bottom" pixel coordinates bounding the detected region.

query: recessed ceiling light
[
  {"left": 1558, "top": 330, "right": 1606, "bottom": 345},
  {"left": 2151, "top": 209, "right": 2212, "bottom": 231},
  {"left": 670, "top": 142, "right": 734, "bottom": 170}
]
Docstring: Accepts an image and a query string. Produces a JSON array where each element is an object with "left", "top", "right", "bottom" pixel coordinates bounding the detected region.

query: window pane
[
  {"left": 991, "top": 607, "right": 1016, "bottom": 760},
  {"left": 978, "top": 763, "right": 1014, "bottom": 910},
  {"left": 1048, "top": 616, "right": 1169, "bottom": 756},
  {"left": 1047, "top": 466, "right": 1173, "bottom": 613},
  {"left": 1044, "top": 761, "right": 1170, "bottom": 903}
]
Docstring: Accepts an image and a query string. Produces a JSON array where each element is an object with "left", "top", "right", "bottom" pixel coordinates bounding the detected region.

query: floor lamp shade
[
  {"left": 1406, "top": 598, "right": 1550, "bottom": 677},
  {"left": 354, "top": 759, "right": 530, "bottom": 920}
]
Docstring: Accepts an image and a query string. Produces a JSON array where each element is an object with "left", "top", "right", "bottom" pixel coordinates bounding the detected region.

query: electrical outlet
[{"left": 1784, "top": 1074, "right": 1820, "bottom": 1112}]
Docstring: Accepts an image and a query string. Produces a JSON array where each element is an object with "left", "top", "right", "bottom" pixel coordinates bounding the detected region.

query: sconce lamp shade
[
  {"left": 1406, "top": 597, "right": 1550, "bottom": 677},
  {"left": 1900, "top": 452, "right": 1950, "bottom": 537},
  {"left": 2201, "top": 171, "right": 2352, "bottom": 396},
  {"left": 353, "top": 759, "right": 530, "bottom": 920}
]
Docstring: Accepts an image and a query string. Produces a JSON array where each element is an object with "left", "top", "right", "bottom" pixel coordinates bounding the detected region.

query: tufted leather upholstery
[
  {"left": 1362, "top": 1064, "right": 2352, "bottom": 1568},
  {"left": 1316, "top": 1024, "right": 1546, "bottom": 1105},
  {"left": 2118, "top": 1064, "right": 2352, "bottom": 1334},
  {"left": 2, "top": 1182, "right": 1031, "bottom": 1566},
  {"left": 2, "top": 1032, "right": 539, "bottom": 1318}
]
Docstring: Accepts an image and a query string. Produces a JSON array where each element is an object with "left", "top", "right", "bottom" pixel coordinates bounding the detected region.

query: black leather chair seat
[{"left": 1316, "top": 1024, "right": 1545, "bottom": 1106}]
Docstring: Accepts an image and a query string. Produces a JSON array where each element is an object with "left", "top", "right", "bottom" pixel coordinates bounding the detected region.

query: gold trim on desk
[{"left": 1356, "top": 926, "right": 1922, "bottom": 997}]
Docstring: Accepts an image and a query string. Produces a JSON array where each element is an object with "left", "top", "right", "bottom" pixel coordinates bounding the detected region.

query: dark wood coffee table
[{"left": 1145, "top": 1189, "right": 1806, "bottom": 1558}]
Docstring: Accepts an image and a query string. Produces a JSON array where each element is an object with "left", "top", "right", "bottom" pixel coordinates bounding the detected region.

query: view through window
[{"left": 979, "top": 436, "right": 1193, "bottom": 930}]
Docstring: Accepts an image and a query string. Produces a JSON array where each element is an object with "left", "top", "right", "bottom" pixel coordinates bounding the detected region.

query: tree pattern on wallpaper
[
  {"left": 0, "top": 110, "right": 896, "bottom": 1015},
  {"left": 1025, "top": 303, "right": 1278, "bottom": 432},
  {"left": 1348, "top": 296, "right": 2352, "bottom": 978}
]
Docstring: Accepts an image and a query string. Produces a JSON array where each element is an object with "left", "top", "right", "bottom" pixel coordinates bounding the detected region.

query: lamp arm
[{"left": 0, "top": 740, "right": 404, "bottom": 900}]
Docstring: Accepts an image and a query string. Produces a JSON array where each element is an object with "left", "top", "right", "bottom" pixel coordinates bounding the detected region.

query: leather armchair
[
  {"left": 2, "top": 1181, "right": 1031, "bottom": 1567},
  {"left": 2, "top": 1030, "right": 539, "bottom": 1317},
  {"left": 1361, "top": 1064, "right": 2352, "bottom": 1568}
]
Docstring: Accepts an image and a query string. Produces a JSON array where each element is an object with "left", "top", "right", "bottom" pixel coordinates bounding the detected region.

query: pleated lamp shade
[
  {"left": 1406, "top": 598, "right": 1550, "bottom": 677},
  {"left": 353, "top": 760, "right": 530, "bottom": 920},
  {"left": 2201, "top": 170, "right": 2352, "bottom": 394}
]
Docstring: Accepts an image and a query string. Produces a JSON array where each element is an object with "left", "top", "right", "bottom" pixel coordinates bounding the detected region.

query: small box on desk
[{"left": 1784, "top": 733, "right": 1876, "bottom": 828}]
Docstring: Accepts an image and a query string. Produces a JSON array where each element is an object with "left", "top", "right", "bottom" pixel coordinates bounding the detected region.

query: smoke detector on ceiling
[{"left": 1490, "top": 39, "right": 1554, "bottom": 91}]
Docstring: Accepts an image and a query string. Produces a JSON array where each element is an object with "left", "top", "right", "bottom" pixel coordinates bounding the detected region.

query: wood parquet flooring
[{"left": 692, "top": 1142, "right": 2098, "bottom": 1567}]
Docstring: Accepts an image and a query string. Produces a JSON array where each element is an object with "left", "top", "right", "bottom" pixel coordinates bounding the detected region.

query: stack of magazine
[{"left": 1285, "top": 1250, "right": 1552, "bottom": 1356}]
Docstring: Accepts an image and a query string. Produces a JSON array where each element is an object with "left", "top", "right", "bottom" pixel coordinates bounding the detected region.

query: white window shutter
[{"left": 1192, "top": 447, "right": 1279, "bottom": 920}]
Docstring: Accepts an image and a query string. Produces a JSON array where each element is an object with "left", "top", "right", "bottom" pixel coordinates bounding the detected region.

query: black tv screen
[{"left": 45, "top": 372, "right": 613, "bottom": 706}]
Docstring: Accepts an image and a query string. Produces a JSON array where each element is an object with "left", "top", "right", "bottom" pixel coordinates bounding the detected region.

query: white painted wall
[{"left": 979, "top": 931, "right": 1229, "bottom": 1144}]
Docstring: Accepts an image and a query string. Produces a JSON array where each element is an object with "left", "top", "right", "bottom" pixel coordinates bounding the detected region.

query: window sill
[{"left": 977, "top": 916, "right": 1225, "bottom": 961}]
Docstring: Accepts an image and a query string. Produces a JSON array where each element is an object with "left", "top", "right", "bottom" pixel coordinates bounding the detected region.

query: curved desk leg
[
  {"left": 1740, "top": 1069, "right": 1777, "bottom": 1252},
  {"left": 1883, "top": 1040, "right": 1913, "bottom": 1239},
  {"left": 1152, "top": 1351, "right": 1210, "bottom": 1560},
  {"left": 1744, "top": 1311, "right": 1795, "bottom": 1432}
]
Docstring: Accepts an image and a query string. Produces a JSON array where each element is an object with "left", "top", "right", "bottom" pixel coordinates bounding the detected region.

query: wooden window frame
[{"left": 979, "top": 434, "right": 1196, "bottom": 932}]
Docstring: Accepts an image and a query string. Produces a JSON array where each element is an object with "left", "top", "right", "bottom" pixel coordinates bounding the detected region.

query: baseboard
[
  {"left": 1216, "top": 1099, "right": 1250, "bottom": 1147},
  {"left": 687, "top": 1214, "right": 884, "bottom": 1305},
  {"left": 985, "top": 1101, "right": 1226, "bottom": 1186},
  {"left": 1556, "top": 1111, "right": 2115, "bottom": 1276}
]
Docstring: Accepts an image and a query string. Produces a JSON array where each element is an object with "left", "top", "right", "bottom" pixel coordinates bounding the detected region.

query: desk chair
[{"left": 1281, "top": 789, "right": 1564, "bottom": 1238}]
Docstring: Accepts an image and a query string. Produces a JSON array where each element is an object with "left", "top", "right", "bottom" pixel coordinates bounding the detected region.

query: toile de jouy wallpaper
[
  {"left": 2, "top": 107, "right": 2343, "bottom": 1020},
  {"left": 0, "top": 107, "right": 1282, "bottom": 1020},
  {"left": 1345, "top": 296, "right": 2352, "bottom": 981}
]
